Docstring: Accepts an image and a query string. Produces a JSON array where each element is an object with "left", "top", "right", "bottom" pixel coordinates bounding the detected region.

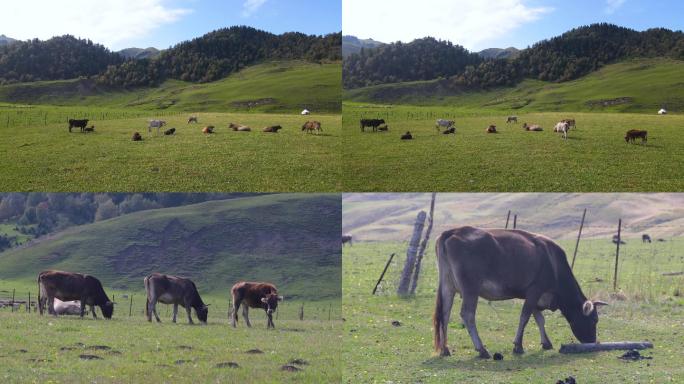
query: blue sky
[
  {"left": 1, "top": 0, "right": 341, "bottom": 51},
  {"left": 343, "top": 0, "right": 684, "bottom": 51}
]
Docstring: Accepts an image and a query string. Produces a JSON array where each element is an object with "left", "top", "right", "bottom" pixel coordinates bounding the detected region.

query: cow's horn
[{"left": 593, "top": 300, "right": 609, "bottom": 306}]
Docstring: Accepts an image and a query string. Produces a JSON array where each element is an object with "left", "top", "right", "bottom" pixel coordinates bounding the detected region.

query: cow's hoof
[
  {"left": 439, "top": 348, "right": 451, "bottom": 357},
  {"left": 478, "top": 350, "right": 491, "bottom": 359},
  {"left": 513, "top": 345, "right": 525, "bottom": 354},
  {"left": 542, "top": 342, "right": 554, "bottom": 350}
]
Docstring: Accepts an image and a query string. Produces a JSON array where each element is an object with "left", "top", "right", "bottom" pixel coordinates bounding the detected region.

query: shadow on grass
[{"left": 421, "top": 349, "right": 594, "bottom": 372}]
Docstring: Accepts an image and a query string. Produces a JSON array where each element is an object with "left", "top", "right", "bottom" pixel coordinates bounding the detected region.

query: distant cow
[
  {"left": 442, "top": 127, "right": 456, "bottom": 135},
  {"left": 433, "top": 227, "right": 607, "bottom": 358},
  {"left": 401, "top": 131, "right": 413, "bottom": 140},
  {"left": 53, "top": 299, "right": 87, "bottom": 316},
  {"left": 301, "top": 109, "right": 310, "bottom": 115},
  {"left": 148, "top": 120, "right": 167, "bottom": 134},
  {"left": 360, "top": 119, "right": 385, "bottom": 132},
  {"left": 188, "top": 116, "right": 198, "bottom": 124},
  {"left": 486, "top": 125, "right": 497, "bottom": 133},
  {"left": 83, "top": 125, "right": 95, "bottom": 133},
  {"left": 506, "top": 116, "right": 518, "bottom": 123},
  {"left": 377, "top": 124, "right": 389, "bottom": 132},
  {"left": 203, "top": 126, "right": 215, "bottom": 134},
  {"left": 231, "top": 282, "right": 283, "bottom": 329},
  {"left": 625, "top": 129, "right": 647, "bottom": 144},
  {"left": 523, "top": 123, "right": 543, "bottom": 131},
  {"left": 436, "top": 119, "right": 455, "bottom": 133},
  {"left": 302, "top": 121, "right": 322, "bottom": 134},
  {"left": 642, "top": 234, "right": 652, "bottom": 243},
  {"left": 144, "top": 273, "right": 208, "bottom": 324},
  {"left": 164, "top": 128, "right": 176, "bottom": 135},
  {"left": 612, "top": 234, "right": 626, "bottom": 245},
  {"left": 38, "top": 270, "right": 114, "bottom": 319},
  {"left": 68, "top": 119, "right": 89, "bottom": 133},
  {"left": 554, "top": 121, "right": 570, "bottom": 140},
  {"left": 229, "top": 123, "right": 252, "bottom": 132},
  {"left": 342, "top": 234, "right": 353, "bottom": 246},
  {"left": 263, "top": 125, "right": 282, "bottom": 133},
  {"left": 132, "top": 132, "right": 143, "bottom": 141}
]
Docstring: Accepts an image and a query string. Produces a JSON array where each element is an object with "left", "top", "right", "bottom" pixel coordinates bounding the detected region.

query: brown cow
[
  {"left": 230, "top": 281, "right": 283, "bottom": 329},
  {"left": 486, "top": 125, "right": 497, "bottom": 133},
  {"left": 263, "top": 125, "right": 282, "bottom": 133},
  {"left": 38, "top": 270, "right": 114, "bottom": 319},
  {"left": 203, "top": 126, "right": 215, "bottom": 134},
  {"left": 132, "top": 132, "right": 143, "bottom": 141},
  {"left": 188, "top": 116, "right": 198, "bottom": 124},
  {"left": 302, "top": 121, "right": 322, "bottom": 134},
  {"left": 229, "top": 123, "right": 251, "bottom": 132},
  {"left": 144, "top": 273, "right": 208, "bottom": 324},
  {"left": 625, "top": 129, "right": 647, "bottom": 144},
  {"left": 523, "top": 123, "right": 543, "bottom": 131}
]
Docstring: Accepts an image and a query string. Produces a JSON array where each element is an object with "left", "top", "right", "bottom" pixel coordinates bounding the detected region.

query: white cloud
[
  {"left": 605, "top": 0, "right": 626, "bottom": 14},
  {"left": 1, "top": 0, "right": 192, "bottom": 50},
  {"left": 343, "top": 0, "right": 552, "bottom": 51},
  {"left": 242, "top": 0, "right": 268, "bottom": 17}
]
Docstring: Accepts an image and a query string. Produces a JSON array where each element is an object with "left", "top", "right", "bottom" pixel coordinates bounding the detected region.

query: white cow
[
  {"left": 301, "top": 109, "right": 310, "bottom": 115},
  {"left": 554, "top": 121, "right": 570, "bottom": 140},
  {"left": 658, "top": 108, "right": 667, "bottom": 115},
  {"left": 435, "top": 119, "right": 455, "bottom": 133},
  {"left": 148, "top": 120, "right": 167, "bottom": 134},
  {"left": 53, "top": 298, "right": 86, "bottom": 315}
]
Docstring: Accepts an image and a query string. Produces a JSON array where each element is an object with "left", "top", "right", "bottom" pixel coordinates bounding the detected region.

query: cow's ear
[
  {"left": 261, "top": 297, "right": 268, "bottom": 303},
  {"left": 582, "top": 300, "right": 594, "bottom": 316},
  {"left": 278, "top": 296, "right": 284, "bottom": 301}
]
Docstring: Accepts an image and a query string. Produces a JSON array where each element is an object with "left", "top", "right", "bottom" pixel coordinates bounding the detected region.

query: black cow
[
  {"left": 164, "top": 128, "right": 176, "bottom": 136},
  {"left": 360, "top": 119, "right": 386, "bottom": 132},
  {"left": 642, "top": 234, "right": 652, "bottom": 243},
  {"left": 38, "top": 270, "right": 114, "bottom": 319},
  {"left": 401, "top": 131, "right": 413, "bottom": 140},
  {"left": 68, "top": 119, "right": 89, "bottom": 133},
  {"left": 342, "top": 234, "right": 353, "bottom": 246}
]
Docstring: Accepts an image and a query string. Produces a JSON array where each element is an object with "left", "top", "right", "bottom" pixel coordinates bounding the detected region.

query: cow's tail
[{"left": 433, "top": 233, "right": 448, "bottom": 354}]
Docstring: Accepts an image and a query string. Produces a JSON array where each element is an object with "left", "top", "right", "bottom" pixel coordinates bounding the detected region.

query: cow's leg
[
  {"left": 435, "top": 275, "right": 457, "bottom": 357},
  {"left": 533, "top": 310, "right": 553, "bottom": 350},
  {"left": 48, "top": 296, "right": 57, "bottom": 317},
  {"left": 267, "top": 312, "right": 274, "bottom": 329},
  {"left": 231, "top": 300, "right": 240, "bottom": 327},
  {"left": 173, "top": 304, "right": 179, "bottom": 323},
  {"left": 242, "top": 305, "right": 251, "bottom": 327},
  {"left": 151, "top": 302, "right": 161, "bottom": 323},
  {"left": 38, "top": 293, "right": 47, "bottom": 315},
  {"left": 460, "top": 292, "right": 490, "bottom": 359},
  {"left": 91, "top": 305, "right": 97, "bottom": 319},
  {"left": 512, "top": 298, "right": 537, "bottom": 354},
  {"left": 185, "top": 305, "right": 194, "bottom": 325},
  {"left": 78, "top": 300, "right": 86, "bottom": 318},
  {"left": 146, "top": 298, "right": 153, "bottom": 322}
]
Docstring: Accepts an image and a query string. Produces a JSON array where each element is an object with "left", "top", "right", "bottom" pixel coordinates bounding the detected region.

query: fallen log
[{"left": 559, "top": 341, "right": 653, "bottom": 354}]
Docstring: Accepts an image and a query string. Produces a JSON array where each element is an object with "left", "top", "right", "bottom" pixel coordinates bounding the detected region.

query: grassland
[
  {"left": 341, "top": 108, "right": 684, "bottom": 191},
  {"left": 343, "top": 240, "right": 684, "bottom": 383}
]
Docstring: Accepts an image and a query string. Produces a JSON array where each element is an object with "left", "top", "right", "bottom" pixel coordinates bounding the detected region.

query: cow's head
[
  {"left": 196, "top": 304, "right": 209, "bottom": 324},
  {"left": 569, "top": 300, "right": 608, "bottom": 343},
  {"left": 101, "top": 301, "right": 114, "bottom": 319},
  {"left": 261, "top": 294, "right": 283, "bottom": 315}
]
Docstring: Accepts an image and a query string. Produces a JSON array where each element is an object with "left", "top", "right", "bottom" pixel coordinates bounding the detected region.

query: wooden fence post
[
  {"left": 328, "top": 304, "right": 331, "bottom": 321},
  {"left": 372, "top": 253, "right": 396, "bottom": 295},
  {"left": 397, "top": 211, "right": 427, "bottom": 295},
  {"left": 11, "top": 289, "right": 15, "bottom": 312},
  {"left": 299, "top": 304, "right": 304, "bottom": 321},
  {"left": 410, "top": 193, "right": 437, "bottom": 295},
  {"left": 613, "top": 219, "right": 622, "bottom": 290},
  {"left": 571, "top": 208, "right": 587, "bottom": 269},
  {"left": 505, "top": 210, "right": 511, "bottom": 229},
  {"left": 129, "top": 295, "right": 133, "bottom": 317},
  {"left": 27, "top": 291, "right": 31, "bottom": 313},
  {"left": 513, "top": 214, "right": 517, "bottom": 229}
]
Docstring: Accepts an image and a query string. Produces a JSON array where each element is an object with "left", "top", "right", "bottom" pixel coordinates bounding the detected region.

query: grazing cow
[
  {"left": 263, "top": 125, "right": 282, "bottom": 133},
  {"left": 506, "top": 116, "right": 518, "bottom": 123},
  {"left": 401, "top": 131, "right": 413, "bottom": 140},
  {"left": 442, "top": 127, "right": 456, "bottom": 135},
  {"left": 554, "top": 121, "right": 570, "bottom": 140},
  {"left": 302, "top": 121, "right": 322, "bottom": 134},
  {"left": 523, "top": 123, "right": 543, "bottom": 131},
  {"left": 612, "top": 234, "right": 626, "bottom": 245},
  {"left": 642, "top": 234, "right": 652, "bottom": 243},
  {"left": 433, "top": 227, "right": 607, "bottom": 358},
  {"left": 229, "top": 123, "right": 252, "bottom": 132},
  {"left": 360, "top": 119, "right": 385, "bottom": 132},
  {"left": 53, "top": 299, "right": 87, "bottom": 316},
  {"left": 377, "top": 124, "right": 389, "bottom": 132},
  {"left": 83, "top": 125, "right": 95, "bottom": 133},
  {"left": 188, "top": 116, "right": 198, "bottom": 124},
  {"left": 436, "top": 119, "right": 455, "bottom": 133},
  {"left": 144, "top": 273, "right": 208, "bottom": 324},
  {"left": 68, "top": 119, "right": 89, "bottom": 133},
  {"left": 148, "top": 120, "right": 167, "bottom": 134},
  {"left": 342, "top": 234, "right": 353, "bottom": 246},
  {"left": 132, "top": 132, "right": 143, "bottom": 141},
  {"left": 231, "top": 282, "right": 283, "bottom": 329},
  {"left": 625, "top": 129, "right": 647, "bottom": 144},
  {"left": 164, "top": 128, "right": 176, "bottom": 136},
  {"left": 486, "top": 125, "right": 497, "bottom": 133},
  {"left": 203, "top": 126, "right": 215, "bottom": 134},
  {"left": 38, "top": 270, "right": 114, "bottom": 319}
]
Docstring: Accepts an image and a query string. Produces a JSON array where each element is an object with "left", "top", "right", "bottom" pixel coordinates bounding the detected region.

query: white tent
[
  {"left": 658, "top": 108, "right": 667, "bottom": 115},
  {"left": 301, "top": 109, "right": 310, "bottom": 115}
]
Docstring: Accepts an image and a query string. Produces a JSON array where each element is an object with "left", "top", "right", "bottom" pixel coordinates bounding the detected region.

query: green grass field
[
  {"left": 0, "top": 112, "right": 341, "bottom": 191},
  {"left": 341, "top": 108, "right": 684, "bottom": 191},
  {"left": 343, "top": 239, "right": 684, "bottom": 383}
]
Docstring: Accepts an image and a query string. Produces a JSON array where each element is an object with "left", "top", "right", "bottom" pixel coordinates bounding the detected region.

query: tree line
[
  {"left": 344, "top": 23, "right": 684, "bottom": 90},
  {"left": 0, "top": 27, "right": 342, "bottom": 86}
]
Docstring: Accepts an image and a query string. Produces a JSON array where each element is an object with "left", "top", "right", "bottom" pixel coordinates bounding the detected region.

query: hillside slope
[
  {"left": 0, "top": 194, "right": 341, "bottom": 299},
  {"left": 343, "top": 193, "right": 684, "bottom": 241},
  {"left": 345, "top": 58, "right": 684, "bottom": 113},
  {"left": 0, "top": 60, "right": 342, "bottom": 113}
]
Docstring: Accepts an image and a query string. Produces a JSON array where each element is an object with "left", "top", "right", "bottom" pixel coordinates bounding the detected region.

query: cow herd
[
  {"left": 359, "top": 115, "right": 650, "bottom": 144},
  {"left": 37, "top": 270, "right": 283, "bottom": 328}
]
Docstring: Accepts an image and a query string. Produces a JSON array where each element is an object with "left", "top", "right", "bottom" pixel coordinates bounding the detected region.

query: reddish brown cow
[
  {"left": 625, "top": 129, "right": 647, "bottom": 144},
  {"left": 230, "top": 281, "right": 283, "bottom": 329},
  {"left": 144, "top": 273, "right": 208, "bottom": 324},
  {"left": 38, "top": 270, "right": 114, "bottom": 319}
]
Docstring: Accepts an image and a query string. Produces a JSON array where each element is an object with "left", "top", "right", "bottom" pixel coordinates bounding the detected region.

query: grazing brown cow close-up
[
  {"left": 144, "top": 273, "right": 209, "bottom": 324},
  {"left": 38, "top": 270, "right": 114, "bottom": 319},
  {"left": 231, "top": 281, "right": 283, "bottom": 329}
]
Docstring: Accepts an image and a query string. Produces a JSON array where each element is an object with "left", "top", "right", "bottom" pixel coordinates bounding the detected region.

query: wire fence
[{"left": 0, "top": 108, "right": 189, "bottom": 129}]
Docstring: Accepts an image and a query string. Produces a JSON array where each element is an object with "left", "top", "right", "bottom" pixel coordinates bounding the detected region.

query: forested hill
[
  {"left": 343, "top": 23, "right": 684, "bottom": 90},
  {"left": 0, "top": 27, "right": 342, "bottom": 86}
]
